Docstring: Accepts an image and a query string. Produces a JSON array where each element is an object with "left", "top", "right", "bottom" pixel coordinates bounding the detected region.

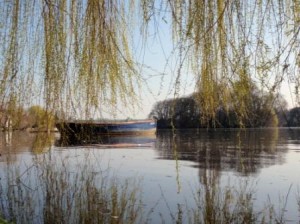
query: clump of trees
[
  {"left": 0, "top": 105, "right": 55, "bottom": 131},
  {"left": 286, "top": 107, "right": 300, "bottom": 127},
  {"left": 149, "top": 96, "right": 200, "bottom": 128},
  {"left": 149, "top": 82, "right": 292, "bottom": 128}
]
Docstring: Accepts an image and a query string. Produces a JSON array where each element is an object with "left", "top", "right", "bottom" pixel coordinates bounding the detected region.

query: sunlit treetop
[{"left": 1, "top": 0, "right": 300, "bottom": 125}]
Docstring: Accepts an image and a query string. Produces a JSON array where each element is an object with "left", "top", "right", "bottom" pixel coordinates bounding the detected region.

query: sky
[
  {"left": 120, "top": 27, "right": 298, "bottom": 120},
  {"left": 109, "top": 15, "right": 197, "bottom": 119}
]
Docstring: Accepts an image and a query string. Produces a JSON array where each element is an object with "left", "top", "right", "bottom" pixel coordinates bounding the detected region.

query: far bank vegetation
[
  {"left": 0, "top": 105, "right": 55, "bottom": 131},
  {"left": 149, "top": 81, "right": 297, "bottom": 128}
]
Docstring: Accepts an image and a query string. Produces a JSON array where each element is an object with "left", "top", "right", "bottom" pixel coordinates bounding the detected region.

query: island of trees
[{"left": 149, "top": 82, "right": 300, "bottom": 128}]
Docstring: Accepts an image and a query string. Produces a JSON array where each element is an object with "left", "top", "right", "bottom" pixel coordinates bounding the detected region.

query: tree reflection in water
[
  {"left": 0, "top": 129, "right": 300, "bottom": 223},
  {"left": 154, "top": 128, "right": 300, "bottom": 222},
  {"left": 155, "top": 128, "right": 289, "bottom": 176},
  {"left": 0, "top": 141, "right": 143, "bottom": 224}
]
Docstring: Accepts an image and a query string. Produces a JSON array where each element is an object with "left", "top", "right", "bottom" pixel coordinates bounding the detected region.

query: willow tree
[
  {"left": 0, "top": 0, "right": 138, "bottom": 127},
  {"left": 1, "top": 0, "right": 300, "bottom": 127},
  {"left": 142, "top": 0, "right": 300, "bottom": 127}
]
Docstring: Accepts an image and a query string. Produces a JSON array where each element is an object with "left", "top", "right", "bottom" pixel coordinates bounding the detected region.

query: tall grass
[
  {"left": 179, "top": 181, "right": 300, "bottom": 224},
  {"left": 186, "top": 180, "right": 261, "bottom": 224}
]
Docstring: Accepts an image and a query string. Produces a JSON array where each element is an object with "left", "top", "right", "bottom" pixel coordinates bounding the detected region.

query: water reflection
[
  {"left": 56, "top": 134, "right": 157, "bottom": 148},
  {"left": 0, "top": 131, "right": 56, "bottom": 163},
  {"left": 2, "top": 128, "right": 298, "bottom": 175},
  {"left": 0, "top": 148, "right": 142, "bottom": 223},
  {"left": 0, "top": 128, "right": 300, "bottom": 223},
  {"left": 154, "top": 128, "right": 294, "bottom": 175}
]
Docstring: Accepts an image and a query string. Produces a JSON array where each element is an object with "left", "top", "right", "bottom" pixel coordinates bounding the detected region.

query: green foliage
[
  {"left": 0, "top": 105, "right": 56, "bottom": 130},
  {"left": 0, "top": 217, "right": 11, "bottom": 224},
  {"left": 27, "top": 106, "right": 55, "bottom": 130},
  {"left": 0, "top": 1, "right": 139, "bottom": 121}
]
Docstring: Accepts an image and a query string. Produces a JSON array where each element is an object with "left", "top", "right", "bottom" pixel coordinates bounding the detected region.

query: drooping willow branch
[
  {"left": 145, "top": 0, "right": 300, "bottom": 126},
  {"left": 1, "top": 0, "right": 139, "bottom": 122},
  {"left": 1, "top": 0, "right": 300, "bottom": 126}
]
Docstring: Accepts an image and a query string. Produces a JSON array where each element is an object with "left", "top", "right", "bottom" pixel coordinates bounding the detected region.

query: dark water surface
[{"left": 0, "top": 129, "right": 300, "bottom": 223}]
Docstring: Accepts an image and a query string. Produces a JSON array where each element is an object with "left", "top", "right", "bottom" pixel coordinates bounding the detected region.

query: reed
[{"left": 185, "top": 180, "right": 259, "bottom": 223}]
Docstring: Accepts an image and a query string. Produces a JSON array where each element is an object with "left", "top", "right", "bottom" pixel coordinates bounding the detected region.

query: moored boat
[{"left": 56, "top": 119, "right": 157, "bottom": 145}]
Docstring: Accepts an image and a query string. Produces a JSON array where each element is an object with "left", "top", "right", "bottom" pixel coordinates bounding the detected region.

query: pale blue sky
[
  {"left": 112, "top": 11, "right": 298, "bottom": 119},
  {"left": 110, "top": 12, "right": 197, "bottom": 119}
]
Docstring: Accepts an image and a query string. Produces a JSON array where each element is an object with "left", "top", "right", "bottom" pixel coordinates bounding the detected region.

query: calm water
[{"left": 0, "top": 129, "right": 300, "bottom": 223}]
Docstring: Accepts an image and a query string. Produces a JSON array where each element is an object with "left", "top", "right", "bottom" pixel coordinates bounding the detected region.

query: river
[{"left": 0, "top": 128, "right": 300, "bottom": 223}]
